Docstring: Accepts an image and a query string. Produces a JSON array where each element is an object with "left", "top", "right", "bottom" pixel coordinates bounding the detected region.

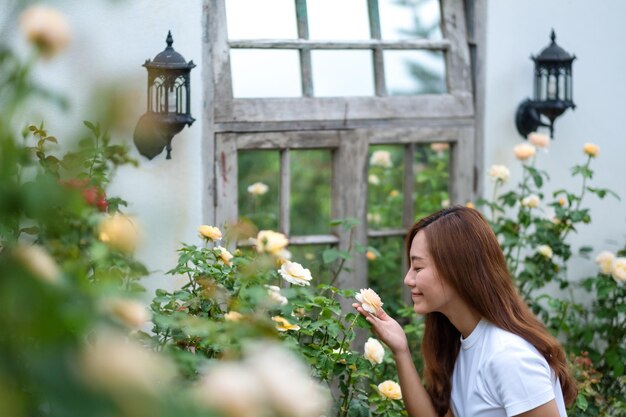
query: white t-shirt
[{"left": 450, "top": 319, "right": 567, "bottom": 417}]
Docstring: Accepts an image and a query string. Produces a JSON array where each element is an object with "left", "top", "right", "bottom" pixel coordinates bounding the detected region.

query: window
[{"left": 204, "top": 0, "right": 479, "bottom": 294}]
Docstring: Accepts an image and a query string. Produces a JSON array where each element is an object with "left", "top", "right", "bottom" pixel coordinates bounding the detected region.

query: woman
[{"left": 353, "top": 206, "right": 576, "bottom": 417}]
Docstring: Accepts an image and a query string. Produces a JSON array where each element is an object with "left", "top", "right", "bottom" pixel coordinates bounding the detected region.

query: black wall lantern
[
  {"left": 133, "top": 31, "right": 195, "bottom": 159},
  {"left": 515, "top": 30, "right": 576, "bottom": 138}
]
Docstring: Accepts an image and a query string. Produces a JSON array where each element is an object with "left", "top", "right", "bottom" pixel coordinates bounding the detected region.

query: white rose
[
  {"left": 368, "top": 174, "right": 380, "bottom": 185},
  {"left": 247, "top": 182, "right": 269, "bottom": 196},
  {"left": 537, "top": 245, "right": 553, "bottom": 259},
  {"left": 198, "top": 225, "right": 222, "bottom": 241},
  {"left": 224, "top": 311, "right": 243, "bottom": 322},
  {"left": 528, "top": 132, "right": 550, "bottom": 149},
  {"left": 595, "top": 251, "right": 615, "bottom": 275},
  {"left": 488, "top": 165, "right": 510, "bottom": 183},
  {"left": 255, "top": 230, "right": 288, "bottom": 255},
  {"left": 266, "top": 285, "right": 288, "bottom": 306},
  {"left": 215, "top": 246, "right": 234, "bottom": 266},
  {"left": 364, "top": 338, "right": 385, "bottom": 365},
  {"left": 99, "top": 213, "right": 140, "bottom": 253},
  {"left": 278, "top": 261, "right": 312, "bottom": 286},
  {"left": 355, "top": 288, "right": 383, "bottom": 315},
  {"left": 611, "top": 258, "right": 626, "bottom": 282},
  {"left": 378, "top": 380, "right": 402, "bottom": 400},
  {"left": 521, "top": 194, "right": 540, "bottom": 208},
  {"left": 370, "top": 150, "right": 392, "bottom": 168}
]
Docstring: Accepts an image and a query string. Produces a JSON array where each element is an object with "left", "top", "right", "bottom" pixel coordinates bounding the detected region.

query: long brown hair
[{"left": 406, "top": 206, "right": 577, "bottom": 416}]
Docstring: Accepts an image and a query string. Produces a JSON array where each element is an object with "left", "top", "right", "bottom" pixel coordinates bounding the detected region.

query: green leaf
[{"left": 576, "top": 394, "right": 589, "bottom": 411}]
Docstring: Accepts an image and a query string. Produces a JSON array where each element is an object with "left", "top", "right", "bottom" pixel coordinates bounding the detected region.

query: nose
[{"left": 403, "top": 269, "right": 415, "bottom": 288}]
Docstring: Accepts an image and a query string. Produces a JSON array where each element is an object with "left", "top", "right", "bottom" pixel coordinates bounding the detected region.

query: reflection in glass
[
  {"left": 379, "top": 0, "right": 442, "bottom": 40},
  {"left": 308, "top": 0, "right": 370, "bottom": 40},
  {"left": 238, "top": 150, "right": 280, "bottom": 231},
  {"left": 226, "top": 0, "right": 297, "bottom": 39},
  {"left": 384, "top": 50, "right": 446, "bottom": 95},
  {"left": 290, "top": 150, "right": 332, "bottom": 235},
  {"left": 312, "top": 50, "right": 374, "bottom": 96},
  {"left": 231, "top": 50, "right": 302, "bottom": 98},
  {"left": 367, "top": 236, "right": 405, "bottom": 315},
  {"left": 367, "top": 145, "right": 404, "bottom": 229},
  {"left": 413, "top": 143, "right": 450, "bottom": 221}
]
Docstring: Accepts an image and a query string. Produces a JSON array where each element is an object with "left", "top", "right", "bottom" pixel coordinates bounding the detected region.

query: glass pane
[
  {"left": 308, "top": 0, "right": 370, "bottom": 40},
  {"left": 379, "top": 0, "right": 442, "bottom": 40},
  {"left": 238, "top": 150, "right": 280, "bottom": 231},
  {"left": 226, "top": 0, "right": 297, "bottom": 39},
  {"left": 311, "top": 50, "right": 374, "bottom": 96},
  {"left": 231, "top": 50, "right": 302, "bottom": 98},
  {"left": 288, "top": 244, "right": 334, "bottom": 286},
  {"left": 367, "top": 236, "right": 405, "bottom": 316},
  {"left": 290, "top": 150, "right": 332, "bottom": 235},
  {"left": 413, "top": 143, "right": 450, "bottom": 221},
  {"left": 384, "top": 50, "right": 446, "bottom": 95},
  {"left": 367, "top": 145, "right": 405, "bottom": 229}
]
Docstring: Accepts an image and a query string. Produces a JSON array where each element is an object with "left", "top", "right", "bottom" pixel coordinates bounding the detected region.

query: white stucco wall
[
  {"left": 8, "top": 0, "right": 625, "bottom": 298},
  {"left": 484, "top": 0, "right": 626, "bottom": 282}
]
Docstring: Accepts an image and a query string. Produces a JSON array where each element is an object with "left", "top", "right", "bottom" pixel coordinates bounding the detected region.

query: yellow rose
[
  {"left": 215, "top": 246, "right": 233, "bottom": 266},
  {"left": 488, "top": 165, "right": 510, "bottom": 183},
  {"left": 513, "top": 143, "right": 536, "bottom": 161},
  {"left": 225, "top": 311, "right": 243, "bottom": 322},
  {"left": 389, "top": 190, "right": 400, "bottom": 198},
  {"left": 13, "top": 244, "right": 60, "bottom": 284},
  {"left": 20, "top": 5, "right": 71, "bottom": 58},
  {"left": 465, "top": 202, "right": 475, "bottom": 209},
  {"left": 255, "top": 230, "right": 288, "bottom": 255},
  {"left": 99, "top": 213, "right": 139, "bottom": 253},
  {"left": 558, "top": 197, "right": 566, "bottom": 206},
  {"left": 198, "top": 225, "right": 222, "bottom": 241},
  {"left": 378, "top": 380, "right": 402, "bottom": 400},
  {"left": 430, "top": 142, "right": 450, "bottom": 153},
  {"left": 272, "top": 316, "right": 300, "bottom": 332},
  {"left": 527, "top": 132, "right": 550, "bottom": 149},
  {"left": 611, "top": 258, "right": 626, "bottom": 282},
  {"left": 366, "top": 251, "right": 377, "bottom": 261},
  {"left": 364, "top": 338, "right": 385, "bottom": 365},
  {"left": 583, "top": 143, "right": 599, "bottom": 157},
  {"left": 247, "top": 182, "right": 269, "bottom": 196},
  {"left": 537, "top": 245, "right": 553, "bottom": 259},
  {"left": 101, "top": 297, "right": 149, "bottom": 329},
  {"left": 595, "top": 251, "right": 615, "bottom": 275},
  {"left": 355, "top": 288, "right": 383, "bottom": 315},
  {"left": 278, "top": 261, "right": 312, "bottom": 286}
]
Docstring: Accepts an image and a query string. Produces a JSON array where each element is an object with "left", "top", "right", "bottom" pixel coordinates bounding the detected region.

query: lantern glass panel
[{"left": 151, "top": 76, "right": 166, "bottom": 113}]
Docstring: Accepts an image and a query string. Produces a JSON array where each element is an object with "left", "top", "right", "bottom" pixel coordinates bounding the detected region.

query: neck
[{"left": 442, "top": 301, "right": 481, "bottom": 338}]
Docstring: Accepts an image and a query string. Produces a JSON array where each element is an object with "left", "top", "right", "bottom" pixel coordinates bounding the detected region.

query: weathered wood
[
  {"left": 218, "top": 131, "right": 342, "bottom": 150},
  {"left": 469, "top": 0, "right": 487, "bottom": 198},
  {"left": 279, "top": 149, "right": 291, "bottom": 235},
  {"left": 367, "top": 0, "right": 387, "bottom": 96},
  {"left": 295, "top": 0, "right": 313, "bottom": 97},
  {"left": 403, "top": 143, "right": 416, "bottom": 227},
  {"left": 237, "top": 234, "right": 339, "bottom": 247},
  {"left": 214, "top": 134, "right": 239, "bottom": 239},
  {"left": 441, "top": 0, "right": 472, "bottom": 94},
  {"left": 228, "top": 38, "right": 451, "bottom": 50},
  {"left": 210, "top": 0, "right": 233, "bottom": 103},
  {"left": 367, "top": 228, "right": 407, "bottom": 238},
  {"left": 215, "top": 93, "right": 474, "bottom": 123},
  {"left": 449, "top": 126, "right": 475, "bottom": 205}
]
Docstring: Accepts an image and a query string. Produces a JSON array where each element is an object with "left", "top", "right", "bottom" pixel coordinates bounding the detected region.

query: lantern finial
[
  {"left": 166, "top": 31, "right": 173, "bottom": 48},
  {"left": 550, "top": 29, "right": 556, "bottom": 44}
]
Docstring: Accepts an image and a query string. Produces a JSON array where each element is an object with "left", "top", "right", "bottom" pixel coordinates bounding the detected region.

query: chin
[{"left": 413, "top": 304, "right": 429, "bottom": 315}]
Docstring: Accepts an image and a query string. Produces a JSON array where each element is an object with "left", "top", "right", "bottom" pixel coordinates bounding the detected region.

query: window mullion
[
  {"left": 295, "top": 0, "right": 313, "bottom": 97},
  {"left": 367, "top": 0, "right": 386, "bottom": 96}
]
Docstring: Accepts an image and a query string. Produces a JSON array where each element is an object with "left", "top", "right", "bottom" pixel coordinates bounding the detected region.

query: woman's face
[{"left": 404, "top": 230, "right": 458, "bottom": 316}]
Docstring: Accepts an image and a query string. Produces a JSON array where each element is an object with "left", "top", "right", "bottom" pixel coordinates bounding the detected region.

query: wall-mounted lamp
[
  {"left": 133, "top": 31, "right": 195, "bottom": 160},
  {"left": 515, "top": 30, "right": 576, "bottom": 138}
]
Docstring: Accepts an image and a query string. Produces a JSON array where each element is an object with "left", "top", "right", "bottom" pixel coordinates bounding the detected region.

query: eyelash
[{"left": 412, "top": 267, "right": 422, "bottom": 273}]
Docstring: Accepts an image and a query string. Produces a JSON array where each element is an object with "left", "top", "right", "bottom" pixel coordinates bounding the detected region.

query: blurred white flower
[
  {"left": 255, "top": 230, "right": 288, "bottom": 255},
  {"left": 224, "top": 311, "right": 243, "bottom": 322},
  {"left": 101, "top": 297, "right": 149, "bottom": 329},
  {"left": 611, "top": 258, "right": 626, "bottom": 282},
  {"left": 488, "top": 165, "right": 510, "bottom": 183},
  {"left": 247, "top": 182, "right": 269, "bottom": 196},
  {"left": 20, "top": 5, "right": 71, "bottom": 58},
  {"left": 215, "top": 246, "right": 234, "bottom": 266},
  {"left": 537, "top": 245, "right": 553, "bottom": 259},
  {"left": 430, "top": 143, "right": 449, "bottom": 153},
  {"left": 266, "top": 285, "right": 288, "bottom": 306},
  {"left": 99, "top": 213, "right": 140, "bottom": 253},
  {"left": 364, "top": 338, "right": 385, "bottom": 365},
  {"left": 521, "top": 194, "right": 540, "bottom": 208},
  {"left": 368, "top": 174, "right": 380, "bottom": 185},
  {"left": 278, "top": 261, "right": 312, "bottom": 286},
  {"left": 528, "top": 132, "right": 550, "bottom": 149},
  {"left": 370, "top": 150, "right": 392, "bottom": 168},
  {"left": 513, "top": 143, "right": 536, "bottom": 161},
  {"left": 595, "top": 251, "right": 615, "bottom": 275}
]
